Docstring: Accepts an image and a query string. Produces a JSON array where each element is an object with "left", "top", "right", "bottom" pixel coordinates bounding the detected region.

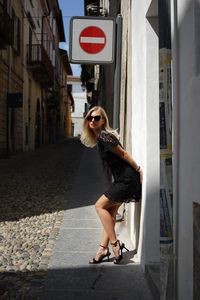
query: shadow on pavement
[
  {"left": 40, "top": 263, "right": 153, "bottom": 300},
  {"left": 0, "top": 138, "right": 86, "bottom": 222},
  {"left": 0, "top": 259, "right": 153, "bottom": 300},
  {"left": 0, "top": 269, "right": 46, "bottom": 299}
]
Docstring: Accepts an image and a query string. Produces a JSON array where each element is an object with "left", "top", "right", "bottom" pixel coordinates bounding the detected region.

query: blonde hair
[{"left": 80, "top": 106, "right": 118, "bottom": 147}]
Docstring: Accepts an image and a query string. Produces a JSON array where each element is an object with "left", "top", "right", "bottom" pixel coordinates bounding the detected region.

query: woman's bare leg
[
  {"left": 99, "top": 204, "right": 121, "bottom": 246},
  {"left": 90, "top": 195, "right": 122, "bottom": 262},
  {"left": 95, "top": 194, "right": 122, "bottom": 244}
]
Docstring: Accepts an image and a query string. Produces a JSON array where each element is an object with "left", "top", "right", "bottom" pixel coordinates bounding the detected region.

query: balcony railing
[
  {"left": 0, "top": 4, "right": 13, "bottom": 48},
  {"left": 26, "top": 44, "right": 54, "bottom": 87}
]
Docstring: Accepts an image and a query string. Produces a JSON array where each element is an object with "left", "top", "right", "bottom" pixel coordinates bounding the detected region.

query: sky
[{"left": 58, "top": 0, "right": 84, "bottom": 76}]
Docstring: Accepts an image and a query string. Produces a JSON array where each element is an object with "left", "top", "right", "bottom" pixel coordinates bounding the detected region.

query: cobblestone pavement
[{"left": 0, "top": 138, "right": 84, "bottom": 299}]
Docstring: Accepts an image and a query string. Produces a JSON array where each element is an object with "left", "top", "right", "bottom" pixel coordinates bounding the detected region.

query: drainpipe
[
  {"left": 170, "top": 0, "right": 179, "bottom": 298},
  {"left": 113, "top": 14, "right": 122, "bottom": 130}
]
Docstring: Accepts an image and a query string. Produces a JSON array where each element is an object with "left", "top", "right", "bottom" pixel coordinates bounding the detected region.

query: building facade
[
  {"left": 0, "top": 0, "right": 73, "bottom": 157},
  {"left": 59, "top": 49, "right": 73, "bottom": 139},
  {"left": 0, "top": 0, "right": 24, "bottom": 157}
]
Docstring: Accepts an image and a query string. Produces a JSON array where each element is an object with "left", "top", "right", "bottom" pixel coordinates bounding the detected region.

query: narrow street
[
  {"left": 0, "top": 138, "right": 84, "bottom": 299},
  {"left": 0, "top": 138, "right": 153, "bottom": 299}
]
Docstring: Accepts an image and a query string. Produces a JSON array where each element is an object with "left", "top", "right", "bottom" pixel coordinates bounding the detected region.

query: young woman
[{"left": 81, "top": 106, "right": 142, "bottom": 264}]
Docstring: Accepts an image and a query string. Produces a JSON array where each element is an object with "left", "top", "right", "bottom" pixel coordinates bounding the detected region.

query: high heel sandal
[
  {"left": 89, "top": 245, "right": 111, "bottom": 264},
  {"left": 111, "top": 240, "right": 129, "bottom": 264}
]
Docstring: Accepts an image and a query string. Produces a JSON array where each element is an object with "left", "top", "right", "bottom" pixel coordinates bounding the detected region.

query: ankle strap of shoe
[
  {"left": 100, "top": 244, "right": 108, "bottom": 249},
  {"left": 110, "top": 240, "right": 119, "bottom": 247}
]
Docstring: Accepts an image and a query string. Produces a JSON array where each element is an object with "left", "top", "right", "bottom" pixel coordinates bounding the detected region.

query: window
[
  {"left": 3, "top": 0, "right": 11, "bottom": 16},
  {"left": 12, "top": 9, "right": 21, "bottom": 55}
]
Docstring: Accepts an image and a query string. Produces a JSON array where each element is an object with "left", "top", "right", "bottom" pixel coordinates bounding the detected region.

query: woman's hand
[
  {"left": 138, "top": 169, "right": 143, "bottom": 183},
  {"left": 136, "top": 166, "right": 143, "bottom": 183}
]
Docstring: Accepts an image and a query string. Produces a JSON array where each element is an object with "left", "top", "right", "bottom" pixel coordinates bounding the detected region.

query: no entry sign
[
  {"left": 69, "top": 17, "right": 115, "bottom": 64},
  {"left": 79, "top": 26, "right": 106, "bottom": 54}
]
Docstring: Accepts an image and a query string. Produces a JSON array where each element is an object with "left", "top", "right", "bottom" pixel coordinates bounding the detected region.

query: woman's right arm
[{"left": 111, "top": 145, "right": 143, "bottom": 182}]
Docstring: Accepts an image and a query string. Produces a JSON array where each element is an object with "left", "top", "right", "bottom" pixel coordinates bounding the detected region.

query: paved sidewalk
[{"left": 41, "top": 146, "right": 154, "bottom": 300}]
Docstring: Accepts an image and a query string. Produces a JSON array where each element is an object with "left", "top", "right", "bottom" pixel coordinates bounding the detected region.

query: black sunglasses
[{"left": 87, "top": 115, "right": 102, "bottom": 122}]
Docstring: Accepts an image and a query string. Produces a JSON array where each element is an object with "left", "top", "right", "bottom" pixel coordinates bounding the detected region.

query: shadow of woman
[{"left": 108, "top": 249, "right": 138, "bottom": 265}]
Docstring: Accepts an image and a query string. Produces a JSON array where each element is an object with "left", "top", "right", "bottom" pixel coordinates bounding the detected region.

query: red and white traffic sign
[
  {"left": 79, "top": 26, "right": 106, "bottom": 54},
  {"left": 69, "top": 17, "right": 115, "bottom": 64}
]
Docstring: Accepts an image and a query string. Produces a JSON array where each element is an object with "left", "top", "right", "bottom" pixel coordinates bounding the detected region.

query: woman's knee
[
  {"left": 95, "top": 195, "right": 109, "bottom": 211},
  {"left": 95, "top": 199, "right": 104, "bottom": 212}
]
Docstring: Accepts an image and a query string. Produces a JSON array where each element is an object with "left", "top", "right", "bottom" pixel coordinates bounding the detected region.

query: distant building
[
  {"left": 0, "top": 0, "right": 72, "bottom": 157},
  {"left": 67, "top": 76, "right": 87, "bottom": 137}
]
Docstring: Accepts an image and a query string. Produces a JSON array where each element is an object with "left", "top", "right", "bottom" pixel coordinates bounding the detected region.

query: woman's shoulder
[{"left": 98, "top": 130, "right": 119, "bottom": 144}]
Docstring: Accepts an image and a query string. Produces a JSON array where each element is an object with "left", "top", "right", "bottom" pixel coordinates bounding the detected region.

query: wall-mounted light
[{"left": 86, "top": 3, "right": 108, "bottom": 16}]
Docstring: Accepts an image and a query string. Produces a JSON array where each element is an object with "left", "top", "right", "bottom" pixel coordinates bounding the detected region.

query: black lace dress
[{"left": 97, "top": 131, "right": 142, "bottom": 203}]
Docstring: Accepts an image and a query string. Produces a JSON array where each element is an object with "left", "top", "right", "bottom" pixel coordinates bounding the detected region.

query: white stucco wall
[
  {"left": 70, "top": 82, "right": 87, "bottom": 136},
  {"left": 72, "top": 92, "right": 87, "bottom": 136},
  {"left": 172, "top": 0, "right": 200, "bottom": 298},
  {"left": 131, "top": 0, "right": 160, "bottom": 266}
]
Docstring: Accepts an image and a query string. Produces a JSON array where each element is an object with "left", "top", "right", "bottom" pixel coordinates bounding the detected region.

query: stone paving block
[
  {"left": 48, "top": 252, "right": 110, "bottom": 268},
  {"left": 42, "top": 266, "right": 154, "bottom": 300},
  {"left": 46, "top": 264, "right": 143, "bottom": 285},
  {"left": 61, "top": 218, "right": 101, "bottom": 229},
  {"left": 49, "top": 248, "right": 137, "bottom": 269},
  {"left": 53, "top": 228, "right": 102, "bottom": 252},
  {"left": 42, "top": 290, "right": 153, "bottom": 300},
  {"left": 63, "top": 206, "right": 98, "bottom": 220}
]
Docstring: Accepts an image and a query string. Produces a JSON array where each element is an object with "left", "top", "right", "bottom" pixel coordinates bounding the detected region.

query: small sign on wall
[{"left": 69, "top": 16, "right": 115, "bottom": 64}]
